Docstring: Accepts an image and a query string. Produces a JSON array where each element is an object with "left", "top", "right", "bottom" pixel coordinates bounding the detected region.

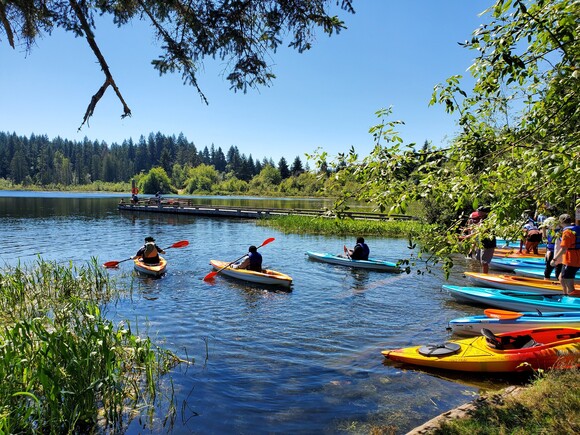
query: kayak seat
[{"left": 482, "top": 329, "right": 538, "bottom": 350}]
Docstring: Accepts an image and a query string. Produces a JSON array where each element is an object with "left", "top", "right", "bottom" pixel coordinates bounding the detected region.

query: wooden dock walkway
[{"left": 118, "top": 198, "right": 417, "bottom": 221}]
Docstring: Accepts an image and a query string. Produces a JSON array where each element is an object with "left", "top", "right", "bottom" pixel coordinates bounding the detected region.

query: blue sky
[{"left": 1, "top": 1, "right": 490, "bottom": 163}]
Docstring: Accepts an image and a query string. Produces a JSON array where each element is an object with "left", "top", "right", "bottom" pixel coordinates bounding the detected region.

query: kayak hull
[
  {"left": 305, "top": 251, "right": 401, "bottom": 273},
  {"left": 449, "top": 312, "right": 580, "bottom": 336},
  {"left": 382, "top": 327, "right": 580, "bottom": 372},
  {"left": 514, "top": 267, "right": 556, "bottom": 279},
  {"left": 444, "top": 285, "right": 580, "bottom": 312},
  {"left": 464, "top": 271, "right": 565, "bottom": 293},
  {"left": 134, "top": 256, "right": 167, "bottom": 277},
  {"left": 209, "top": 260, "right": 293, "bottom": 288},
  {"left": 490, "top": 257, "right": 546, "bottom": 272}
]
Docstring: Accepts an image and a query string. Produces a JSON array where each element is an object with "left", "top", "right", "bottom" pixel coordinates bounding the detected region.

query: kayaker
[
  {"left": 541, "top": 216, "right": 563, "bottom": 280},
  {"left": 135, "top": 236, "right": 166, "bottom": 265},
  {"left": 344, "top": 237, "right": 370, "bottom": 260},
  {"left": 234, "top": 245, "right": 263, "bottom": 272},
  {"left": 550, "top": 214, "right": 580, "bottom": 295}
]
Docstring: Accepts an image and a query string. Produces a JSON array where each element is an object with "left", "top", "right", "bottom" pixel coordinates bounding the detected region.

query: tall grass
[
  {"left": 257, "top": 215, "right": 425, "bottom": 237},
  {"left": 0, "top": 259, "right": 184, "bottom": 433}
]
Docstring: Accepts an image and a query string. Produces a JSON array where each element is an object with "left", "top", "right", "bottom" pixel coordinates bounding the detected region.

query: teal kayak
[
  {"left": 490, "top": 257, "right": 545, "bottom": 272},
  {"left": 305, "top": 251, "right": 401, "bottom": 273},
  {"left": 444, "top": 285, "right": 580, "bottom": 312},
  {"left": 514, "top": 267, "right": 555, "bottom": 279}
]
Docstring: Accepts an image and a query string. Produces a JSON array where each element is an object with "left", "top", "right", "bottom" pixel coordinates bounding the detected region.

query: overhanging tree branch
[{"left": 69, "top": 0, "right": 131, "bottom": 130}]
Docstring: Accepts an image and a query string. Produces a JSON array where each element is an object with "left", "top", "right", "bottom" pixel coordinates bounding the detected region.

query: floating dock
[{"left": 118, "top": 199, "right": 417, "bottom": 221}]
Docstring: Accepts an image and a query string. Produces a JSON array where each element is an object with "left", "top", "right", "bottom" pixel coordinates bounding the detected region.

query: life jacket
[
  {"left": 563, "top": 225, "right": 580, "bottom": 250},
  {"left": 356, "top": 243, "right": 370, "bottom": 260},
  {"left": 144, "top": 242, "right": 158, "bottom": 258},
  {"left": 546, "top": 228, "right": 562, "bottom": 251},
  {"left": 248, "top": 251, "right": 262, "bottom": 272}
]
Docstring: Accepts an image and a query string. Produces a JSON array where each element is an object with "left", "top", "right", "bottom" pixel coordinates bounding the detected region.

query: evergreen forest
[{"left": 0, "top": 131, "right": 336, "bottom": 196}]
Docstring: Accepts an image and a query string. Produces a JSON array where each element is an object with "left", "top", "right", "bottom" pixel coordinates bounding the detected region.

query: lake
[{"left": 0, "top": 191, "right": 513, "bottom": 434}]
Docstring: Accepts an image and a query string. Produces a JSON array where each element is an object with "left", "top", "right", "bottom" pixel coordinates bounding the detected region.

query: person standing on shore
[
  {"left": 550, "top": 214, "right": 580, "bottom": 295},
  {"left": 541, "top": 216, "right": 563, "bottom": 280}
]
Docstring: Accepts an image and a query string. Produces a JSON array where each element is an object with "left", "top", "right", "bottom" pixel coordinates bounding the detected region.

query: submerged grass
[
  {"left": 0, "top": 258, "right": 185, "bottom": 434},
  {"left": 257, "top": 215, "right": 425, "bottom": 237}
]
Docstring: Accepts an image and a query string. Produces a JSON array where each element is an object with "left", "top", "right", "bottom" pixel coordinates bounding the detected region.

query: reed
[
  {"left": 257, "top": 215, "right": 425, "bottom": 237},
  {"left": 0, "top": 259, "right": 183, "bottom": 433}
]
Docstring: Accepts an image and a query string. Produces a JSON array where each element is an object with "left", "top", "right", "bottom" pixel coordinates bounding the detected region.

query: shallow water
[{"left": 0, "top": 192, "right": 517, "bottom": 434}]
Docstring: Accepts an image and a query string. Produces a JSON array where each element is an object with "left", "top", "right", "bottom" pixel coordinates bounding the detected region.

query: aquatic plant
[{"left": 0, "top": 259, "right": 185, "bottom": 433}]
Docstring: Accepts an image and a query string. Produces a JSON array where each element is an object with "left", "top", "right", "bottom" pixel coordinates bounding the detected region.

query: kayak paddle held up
[
  {"left": 102, "top": 239, "right": 189, "bottom": 269},
  {"left": 203, "top": 237, "right": 275, "bottom": 282}
]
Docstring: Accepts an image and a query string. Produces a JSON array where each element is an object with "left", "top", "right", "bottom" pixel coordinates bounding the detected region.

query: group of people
[
  {"left": 462, "top": 206, "right": 580, "bottom": 295},
  {"left": 545, "top": 213, "right": 580, "bottom": 295},
  {"left": 135, "top": 214, "right": 580, "bottom": 295},
  {"left": 132, "top": 236, "right": 370, "bottom": 271}
]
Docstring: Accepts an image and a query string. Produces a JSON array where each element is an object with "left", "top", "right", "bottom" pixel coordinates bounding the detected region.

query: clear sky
[{"left": 1, "top": 1, "right": 490, "bottom": 163}]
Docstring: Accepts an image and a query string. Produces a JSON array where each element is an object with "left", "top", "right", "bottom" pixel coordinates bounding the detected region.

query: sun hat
[
  {"left": 539, "top": 216, "right": 557, "bottom": 229},
  {"left": 145, "top": 236, "right": 155, "bottom": 242},
  {"left": 559, "top": 214, "right": 572, "bottom": 224}
]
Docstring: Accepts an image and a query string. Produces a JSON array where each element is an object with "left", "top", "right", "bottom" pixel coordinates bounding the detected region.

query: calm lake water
[{"left": 0, "top": 191, "right": 516, "bottom": 434}]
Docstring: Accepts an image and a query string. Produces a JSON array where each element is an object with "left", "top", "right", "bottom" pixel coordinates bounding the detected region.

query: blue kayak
[
  {"left": 514, "top": 267, "right": 555, "bottom": 279},
  {"left": 449, "top": 311, "right": 580, "bottom": 336},
  {"left": 443, "top": 285, "right": 580, "bottom": 312},
  {"left": 305, "top": 251, "right": 401, "bottom": 273},
  {"left": 490, "top": 257, "right": 545, "bottom": 272}
]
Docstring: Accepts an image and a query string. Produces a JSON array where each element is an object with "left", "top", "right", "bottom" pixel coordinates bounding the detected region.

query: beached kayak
[
  {"left": 464, "top": 271, "right": 567, "bottom": 293},
  {"left": 209, "top": 260, "right": 293, "bottom": 288},
  {"left": 449, "top": 311, "right": 580, "bottom": 336},
  {"left": 493, "top": 248, "right": 545, "bottom": 258},
  {"left": 489, "top": 257, "right": 545, "bottom": 272},
  {"left": 443, "top": 285, "right": 580, "bottom": 312},
  {"left": 305, "top": 251, "right": 401, "bottom": 273},
  {"left": 382, "top": 327, "right": 580, "bottom": 372},
  {"left": 513, "top": 267, "right": 555, "bottom": 279},
  {"left": 134, "top": 256, "right": 167, "bottom": 277}
]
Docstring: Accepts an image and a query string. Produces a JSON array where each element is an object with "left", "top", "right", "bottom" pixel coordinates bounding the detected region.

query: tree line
[{"left": 0, "top": 131, "right": 307, "bottom": 185}]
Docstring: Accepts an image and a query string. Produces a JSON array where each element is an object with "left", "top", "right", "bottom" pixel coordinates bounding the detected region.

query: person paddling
[
  {"left": 135, "top": 236, "right": 166, "bottom": 265},
  {"left": 344, "top": 237, "right": 370, "bottom": 260},
  {"left": 233, "top": 245, "right": 263, "bottom": 272}
]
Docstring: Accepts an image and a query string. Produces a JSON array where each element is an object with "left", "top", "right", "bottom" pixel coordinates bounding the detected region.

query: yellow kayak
[
  {"left": 134, "top": 256, "right": 167, "bottom": 277},
  {"left": 382, "top": 327, "right": 580, "bottom": 373},
  {"left": 209, "top": 260, "right": 292, "bottom": 288}
]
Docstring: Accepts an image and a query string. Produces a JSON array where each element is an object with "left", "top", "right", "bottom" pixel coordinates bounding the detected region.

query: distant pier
[{"left": 118, "top": 198, "right": 417, "bottom": 221}]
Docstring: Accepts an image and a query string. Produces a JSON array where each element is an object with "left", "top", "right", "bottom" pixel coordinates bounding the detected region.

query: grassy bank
[
  {"left": 432, "top": 368, "right": 580, "bottom": 434},
  {"left": 0, "top": 259, "right": 185, "bottom": 433},
  {"left": 257, "top": 215, "right": 426, "bottom": 237}
]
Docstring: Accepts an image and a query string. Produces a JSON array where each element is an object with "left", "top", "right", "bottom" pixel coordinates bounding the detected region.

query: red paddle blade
[
  {"left": 171, "top": 240, "right": 189, "bottom": 248},
  {"left": 102, "top": 261, "right": 120, "bottom": 268},
  {"left": 261, "top": 237, "right": 275, "bottom": 247},
  {"left": 484, "top": 309, "right": 523, "bottom": 320},
  {"left": 203, "top": 271, "right": 217, "bottom": 281}
]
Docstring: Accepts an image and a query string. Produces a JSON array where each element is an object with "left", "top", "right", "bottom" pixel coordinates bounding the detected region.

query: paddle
[
  {"left": 102, "top": 240, "right": 189, "bottom": 268},
  {"left": 484, "top": 308, "right": 523, "bottom": 320},
  {"left": 343, "top": 245, "right": 352, "bottom": 260},
  {"left": 203, "top": 237, "right": 275, "bottom": 281}
]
